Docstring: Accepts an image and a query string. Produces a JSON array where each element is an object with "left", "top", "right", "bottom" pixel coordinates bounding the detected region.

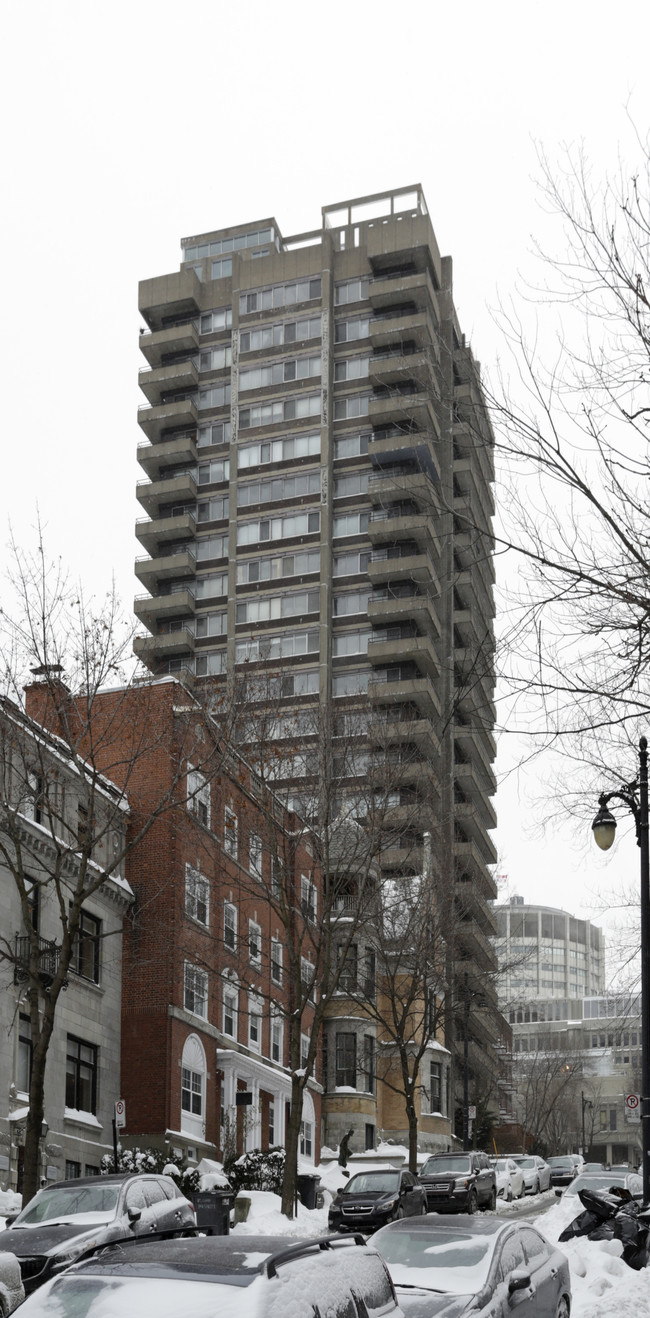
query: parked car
[
  {"left": 559, "top": 1170, "right": 643, "bottom": 1200},
  {"left": 509, "top": 1155, "right": 551, "bottom": 1194},
  {"left": 0, "top": 1251, "right": 25, "bottom": 1316},
  {"left": 3, "top": 1174, "right": 196, "bottom": 1294},
  {"left": 372, "top": 1215, "right": 571, "bottom": 1318},
  {"left": 9, "top": 1233, "right": 405, "bottom": 1318},
  {"left": 328, "top": 1168, "right": 427, "bottom": 1233},
  {"left": 490, "top": 1158, "right": 525, "bottom": 1201},
  {"left": 609, "top": 1164, "right": 632, "bottom": 1173},
  {"left": 546, "top": 1157, "right": 577, "bottom": 1187},
  {"left": 418, "top": 1152, "right": 496, "bottom": 1214},
  {"left": 582, "top": 1162, "right": 605, "bottom": 1172}
]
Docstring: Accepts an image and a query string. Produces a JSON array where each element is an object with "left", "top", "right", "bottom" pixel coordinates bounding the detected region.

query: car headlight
[
  {"left": 380, "top": 1198, "right": 398, "bottom": 1209},
  {"left": 51, "top": 1237, "right": 99, "bottom": 1270}
]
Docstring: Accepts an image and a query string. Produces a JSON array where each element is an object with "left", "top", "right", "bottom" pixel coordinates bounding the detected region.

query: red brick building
[{"left": 25, "top": 676, "right": 322, "bottom": 1167}]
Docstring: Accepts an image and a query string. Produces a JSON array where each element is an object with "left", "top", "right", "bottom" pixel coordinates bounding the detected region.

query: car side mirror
[
  {"left": 403, "top": 1183, "right": 413, "bottom": 1192},
  {"left": 508, "top": 1270, "right": 531, "bottom": 1295},
  {"left": 555, "top": 1189, "right": 562, "bottom": 1198},
  {"left": 4, "top": 1215, "right": 17, "bottom": 1227},
  {"left": 127, "top": 1206, "right": 142, "bottom": 1224}
]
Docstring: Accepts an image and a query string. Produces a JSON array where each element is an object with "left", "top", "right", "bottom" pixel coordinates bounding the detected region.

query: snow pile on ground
[
  {"left": 540, "top": 1193, "right": 650, "bottom": 1318},
  {"left": 231, "top": 1190, "right": 329, "bottom": 1237},
  {"left": 0, "top": 1189, "right": 21, "bottom": 1227}
]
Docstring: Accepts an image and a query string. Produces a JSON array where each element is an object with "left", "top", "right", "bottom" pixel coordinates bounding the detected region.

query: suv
[
  {"left": 328, "top": 1168, "right": 427, "bottom": 1232},
  {"left": 4, "top": 1173, "right": 196, "bottom": 1294},
  {"left": 11, "top": 1233, "right": 405, "bottom": 1318},
  {"left": 418, "top": 1151, "right": 497, "bottom": 1213}
]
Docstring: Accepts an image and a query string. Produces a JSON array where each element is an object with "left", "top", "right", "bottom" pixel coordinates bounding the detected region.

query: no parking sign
[{"left": 625, "top": 1093, "right": 640, "bottom": 1123}]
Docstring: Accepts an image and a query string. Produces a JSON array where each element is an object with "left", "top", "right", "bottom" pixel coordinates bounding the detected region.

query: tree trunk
[
  {"left": 281, "top": 1076, "right": 304, "bottom": 1218},
  {"left": 407, "top": 1100, "right": 418, "bottom": 1173},
  {"left": 22, "top": 986, "right": 58, "bottom": 1206}
]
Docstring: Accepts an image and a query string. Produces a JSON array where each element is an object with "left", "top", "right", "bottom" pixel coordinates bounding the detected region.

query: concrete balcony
[
  {"left": 456, "top": 916, "right": 496, "bottom": 968},
  {"left": 370, "top": 306, "right": 439, "bottom": 356},
  {"left": 369, "top": 268, "right": 441, "bottom": 327},
  {"left": 370, "top": 715, "right": 440, "bottom": 761},
  {"left": 134, "top": 588, "right": 196, "bottom": 626},
  {"left": 380, "top": 839, "right": 424, "bottom": 874},
  {"left": 137, "top": 432, "right": 198, "bottom": 480},
  {"left": 454, "top": 761, "right": 497, "bottom": 829},
  {"left": 454, "top": 720, "right": 496, "bottom": 778},
  {"left": 368, "top": 429, "right": 440, "bottom": 479},
  {"left": 369, "top": 468, "right": 439, "bottom": 513},
  {"left": 370, "top": 391, "right": 440, "bottom": 441},
  {"left": 135, "top": 511, "right": 197, "bottom": 554},
  {"left": 138, "top": 397, "right": 199, "bottom": 443},
  {"left": 455, "top": 837, "right": 498, "bottom": 891},
  {"left": 139, "top": 319, "right": 200, "bottom": 368},
  {"left": 370, "top": 348, "right": 439, "bottom": 399},
  {"left": 368, "top": 632, "right": 440, "bottom": 680},
  {"left": 453, "top": 419, "right": 495, "bottom": 490},
  {"left": 369, "top": 592, "right": 441, "bottom": 637},
  {"left": 139, "top": 268, "right": 201, "bottom": 333},
  {"left": 134, "top": 627, "right": 195, "bottom": 662},
  {"left": 454, "top": 456, "right": 496, "bottom": 518},
  {"left": 370, "top": 674, "right": 440, "bottom": 720},
  {"left": 138, "top": 358, "right": 199, "bottom": 406},
  {"left": 455, "top": 801, "right": 497, "bottom": 863},
  {"left": 456, "top": 566, "right": 496, "bottom": 623},
  {"left": 455, "top": 873, "right": 498, "bottom": 934},
  {"left": 368, "top": 548, "right": 440, "bottom": 591},
  {"left": 136, "top": 471, "right": 198, "bottom": 517},
  {"left": 368, "top": 510, "right": 440, "bottom": 557},
  {"left": 134, "top": 546, "right": 196, "bottom": 589}
]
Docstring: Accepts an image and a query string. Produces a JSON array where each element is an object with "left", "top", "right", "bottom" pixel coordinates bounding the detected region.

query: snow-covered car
[
  {"left": 490, "top": 1158, "right": 525, "bottom": 1201},
  {"left": 0, "top": 1251, "right": 25, "bottom": 1316},
  {"left": 10, "top": 1233, "right": 405, "bottom": 1318},
  {"left": 509, "top": 1155, "right": 551, "bottom": 1194},
  {"left": 3, "top": 1174, "right": 196, "bottom": 1294},
  {"left": 372, "top": 1216, "right": 571, "bottom": 1318},
  {"left": 559, "top": 1170, "right": 643, "bottom": 1200}
]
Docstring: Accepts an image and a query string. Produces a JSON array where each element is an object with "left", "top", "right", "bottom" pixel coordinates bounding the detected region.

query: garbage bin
[
  {"left": 297, "top": 1174, "right": 321, "bottom": 1210},
  {"left": 193, "top": 1189, "right": 234, "bottom": 1235}
]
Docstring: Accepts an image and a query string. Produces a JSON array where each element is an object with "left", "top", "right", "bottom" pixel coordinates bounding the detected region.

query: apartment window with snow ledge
[
  {"left": 335, "top": 1031, "right": 357, "bottom": 1088},
  {"left": 184, "top": 963, "right": 208, "bottom": 1019},
  {"left": 248, "top": 996, "right": 263, "bottom": 1053},
  {"left": 187, "top": 766, "right": 211, "bottom": 828},
  {"left": 300, "top": 1120, "right": 313, "bottom": 1158},
  {"left": 223, "top": 983, "right": 238, "bottom": 1038},
  {"left": 249, "top": 833, "right": 263, "bottom": 880},
  {"left": 249, "top": 919, "right": 262, "bottom": 967},
  {"left": 185, "top": 865, "right": 209, "bottom": 927},
  {"left": 301, "top": 1032, "right": 310, "bottom": 1069},
  {"left": 224, "top": 807, "right": 238, "bottom": 859},
  {"left": 224, "top": 901, "right": 237, "bottom": 952},
  {"left": 271, "top": 939, "right": 283, "bottom": 986}
]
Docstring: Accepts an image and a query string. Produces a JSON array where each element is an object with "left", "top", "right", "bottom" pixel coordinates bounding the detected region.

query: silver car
[{"left": 509, "top": 1155, "right": 551, "bottom": 1194}]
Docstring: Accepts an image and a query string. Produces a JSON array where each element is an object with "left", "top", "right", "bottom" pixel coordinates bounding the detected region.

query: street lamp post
[
  {"left": 592, "top": 735, "right": 650, "bottom": 1204},
  {"left": 581, "top": 1091, "right": 593, "bottom": 1158}
]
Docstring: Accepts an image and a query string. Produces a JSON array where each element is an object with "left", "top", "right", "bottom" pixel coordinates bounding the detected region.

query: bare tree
[{"left": 486, "top": 128, "right": 650, "bottom": 790}]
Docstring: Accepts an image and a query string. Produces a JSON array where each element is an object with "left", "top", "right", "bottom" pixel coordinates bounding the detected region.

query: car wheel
[
  {"left": 534, "top": 1179, "right": 541, "bottom": 1195},
  {"left": 392, "top": 1206, "right": 404, "bottom": 1222},
  {"left": 420, "top": 1200, "right": 428, "bottom": 1216},
  {"left": 467, "top": 1190, "right": 478, "bottom": 1215},
  {"left": 518, "top": 1183, "right": 525, "bottom": 1198},
  {"left": 507, "top": 1187, "right": 513, "bottom": 1202},
  {"left": 555, "top": 1297, "right": 570, "bottom": 1318},
  {"left": 487, "top": 1188, "right": 497, "bottom": 1211}
]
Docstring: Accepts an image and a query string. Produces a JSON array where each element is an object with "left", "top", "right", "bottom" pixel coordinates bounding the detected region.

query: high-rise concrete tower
[{"left": 134, "top": 186, "right": 500, "bottom": 1127}]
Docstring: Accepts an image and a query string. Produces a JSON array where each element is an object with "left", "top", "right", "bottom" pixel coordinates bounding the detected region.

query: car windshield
[
  {"left": 13, "top": 1183, "right": 121, "bottom": 1225},
  {"left": 518, "top": 1158, "right": 535, "bottom": 1169},
  {"left": 345, "top": 1173, "right": 399, "bottom": 1195},
  {"left": 547, "top": 1158, "right": 573, "bottom": 1168},
  {"left": 373, "top": 1227, "right": 493, "bottom": 1293},
  {"left": 420, "top": 1157, "right": 470, "bottom": 1175},
  {"left": 16, "top": 1275, "right": 253, "bottom": 1318},
  {"left": 494, "top": 1161, "right": 511, "bottom": 1171}
]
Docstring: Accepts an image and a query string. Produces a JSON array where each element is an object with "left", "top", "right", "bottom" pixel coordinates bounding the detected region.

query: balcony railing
[{"left": 14, "top": 934, "right": 64, "bottom": 988}]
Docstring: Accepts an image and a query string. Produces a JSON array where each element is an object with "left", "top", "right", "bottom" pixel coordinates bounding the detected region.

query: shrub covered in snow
[
  {"left": 100, "top": 1147, "right": 201, "bottom": 1193},
  {"left": 227, "top": 1148, "right": 285, "bottom": 1196}
]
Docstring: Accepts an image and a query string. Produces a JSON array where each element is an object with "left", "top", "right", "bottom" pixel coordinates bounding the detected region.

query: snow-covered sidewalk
[{"left": 539, "top": 1195, "right": 650, "bottom": 1318}]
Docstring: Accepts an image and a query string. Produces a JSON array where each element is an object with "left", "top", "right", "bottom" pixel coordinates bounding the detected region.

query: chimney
[{"left": 24, "top": 666, "right": 73, "bottom": 737}]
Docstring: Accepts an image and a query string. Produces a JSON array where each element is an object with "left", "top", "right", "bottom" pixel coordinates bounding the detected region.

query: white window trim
[
  {"left": 185, "top": 864, "right": 210, "bottom": 927},
  {"left": 184, "top": 962, "right": 208, "bottom": 1020},
  {"left": 249, "top": 919, "right": 262, "bottom": 967},
  {"left": 224, "top": 900, "right": 238, "bottom": 951},
  {"left": 224, "top": 807, "right": 238, "bottom": 859}
]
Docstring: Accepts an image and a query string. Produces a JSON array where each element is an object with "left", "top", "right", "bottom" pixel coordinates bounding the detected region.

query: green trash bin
[
  {"left": 193, "top": 1189, "right": 233, "bottom": 1235},
  {"left": 297, "top": 1174, "right": 320, "bottom": 1210}
]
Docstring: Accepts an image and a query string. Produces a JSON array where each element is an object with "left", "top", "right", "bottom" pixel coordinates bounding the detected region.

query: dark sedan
[
  {"left": 328, "top": 1169, "right": 427, "bottom": 1233},
  {"left": 371, "top": 1216, "right": 571, "bottom": 1318},
  {"left": 547, "top": 1157, "right": 577, "bottom": 1187}
]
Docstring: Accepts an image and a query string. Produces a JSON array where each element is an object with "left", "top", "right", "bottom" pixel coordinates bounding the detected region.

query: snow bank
[
  {"left": 231, "top": 1190, "right": 329, "bottom": 1238},
  {"left": 539, "top": 1194, "right": 650, "bottom": 1318}
]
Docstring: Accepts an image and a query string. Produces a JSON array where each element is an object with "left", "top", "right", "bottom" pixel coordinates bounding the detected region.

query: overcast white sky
[{"left": 2, "top": 0, "right": 649, "bottom": 956}]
